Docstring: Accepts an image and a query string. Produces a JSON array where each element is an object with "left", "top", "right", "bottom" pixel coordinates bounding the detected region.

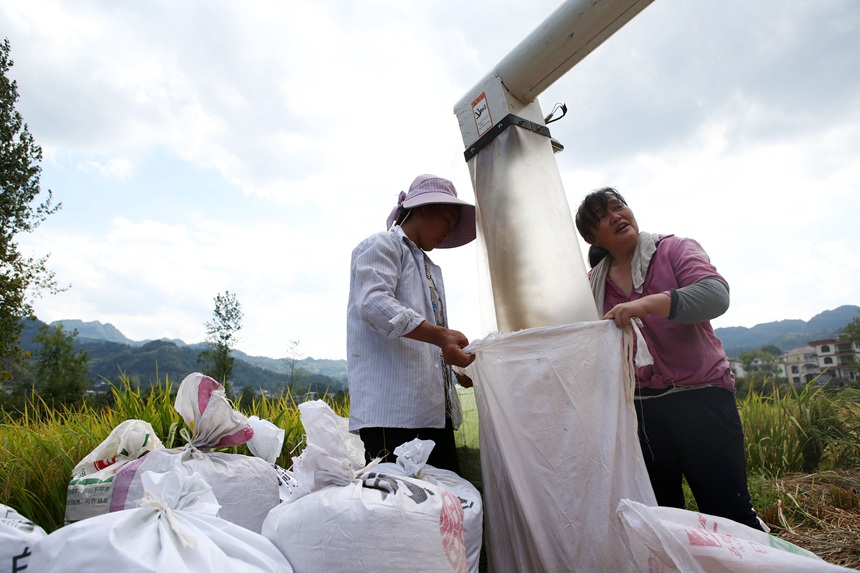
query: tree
[
  {"left": 237, "top": 385, "right": 256, "bottom": 411},
  {"left": 738, "top": 347, "right": 782, "bottom": 376},
  {"left": 32, "top": 323, "right": 89, "bottom": 407},
  {"left": 198, "top": 290, "right": 243, "bottom": 397},
  {"left": 0, "top": 38, "right": 62, "bottom": 380},
  {"left": 838, "top": 312, "right": 860, "bottom": 376},
  {"left": 736, "top": 346, "right": 785, "bottom": 398},
  {"left": 281, "top": 339, "right": 309, "bottom": 396},
  {"left": 839, "top": 312, "right": 860, "bottom": 346}
]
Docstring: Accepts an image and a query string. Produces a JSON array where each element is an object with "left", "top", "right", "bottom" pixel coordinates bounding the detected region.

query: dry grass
[{"left": 761, "top": 470, "right": 860, "bottom": 570}]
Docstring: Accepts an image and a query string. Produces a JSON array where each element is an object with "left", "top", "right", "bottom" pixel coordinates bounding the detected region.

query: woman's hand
[{"left": 604, "top": 293, "right": 671, "bottom": 327}]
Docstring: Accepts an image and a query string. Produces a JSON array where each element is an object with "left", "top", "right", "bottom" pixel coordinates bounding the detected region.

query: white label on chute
[{"left": 472, "top": 92, "right": 493, "bottom": 136}]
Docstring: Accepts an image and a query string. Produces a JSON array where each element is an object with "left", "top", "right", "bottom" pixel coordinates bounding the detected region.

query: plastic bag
[
  {"left": 30, "top": 470, "right": 293, "bottom": 573},
  {"left": 247, "top": 415, "right": 297, "bottom": 502}
]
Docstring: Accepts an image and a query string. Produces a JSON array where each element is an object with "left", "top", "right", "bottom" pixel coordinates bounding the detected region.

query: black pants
[
  {"left": 635, "top": 386, "right": 764, "bottom": 531},
  {"left": 359, "top": 417, "right": 460, "bottom": 474}
]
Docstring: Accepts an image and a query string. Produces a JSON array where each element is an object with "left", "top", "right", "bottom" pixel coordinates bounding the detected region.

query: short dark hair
[
  {"left": 574, "top": 187, "right": 628, "bottom": 242},
  {"left": 574, "top": 187, "right": 628, "bottom": 268}
]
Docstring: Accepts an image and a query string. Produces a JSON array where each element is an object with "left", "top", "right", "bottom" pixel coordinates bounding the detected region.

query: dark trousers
[
  {"left": 359, "top": 417, "right": 460, "bottom": 474},
  {"left": 635, "top": 386, "right": 764, "bottom": 531}
]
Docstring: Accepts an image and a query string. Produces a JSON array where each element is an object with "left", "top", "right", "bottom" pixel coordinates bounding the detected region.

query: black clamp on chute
[{"left": 463, "top": 113, "right": 552, "bottom": 162}]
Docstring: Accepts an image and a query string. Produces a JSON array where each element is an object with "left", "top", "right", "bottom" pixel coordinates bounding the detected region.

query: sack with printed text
[
  {"left": 262, "top": 400, "right": 469, "bottom": 573},
  {"left": 1, "top": 504, "right": 46, "bottom": 573},
  {"left": 374, "top": 438, "right": 483, "bottom": 573},
  {"left": 110, "top": 373, "right": 279, "bottom": 533},
  {"left": 65, "top": 419, "right": 163, "bottom": 523}
]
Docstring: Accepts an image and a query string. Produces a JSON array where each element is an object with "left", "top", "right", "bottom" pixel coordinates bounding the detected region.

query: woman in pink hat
[{"left": 347, "top": 174, "right": 476, "bottom": 473}]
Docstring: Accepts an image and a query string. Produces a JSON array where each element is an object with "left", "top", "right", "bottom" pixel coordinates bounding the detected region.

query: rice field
[{"left": 2, "top": 376, "right": 858, "bottom": 567}]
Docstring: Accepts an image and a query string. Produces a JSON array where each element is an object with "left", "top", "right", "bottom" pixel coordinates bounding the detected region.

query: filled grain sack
[
  {"left": 262, "top": 400, "right": 469, "bottom": 573},
  {"left": 110, "top": 373, "right": 279, "bottom": 533},
  {"left": 65, "top": 419, "right": 163, "bottom": 524},
  {"left": 374, "top": 439, "right": 483, "bottom": 573},
  {"left": 30, "top": 470, "right": 293, "bottom": 573},
  {"left": 617, "top": 499, "right": 855, "bottom": 573},
  {"left": 1, "top": 504, "right": 46, "bottom": 573}
]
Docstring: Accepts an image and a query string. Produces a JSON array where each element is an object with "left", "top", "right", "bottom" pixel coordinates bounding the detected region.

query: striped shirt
[{"left": 346, "top": 226, "right": 460, "bottom": 432}]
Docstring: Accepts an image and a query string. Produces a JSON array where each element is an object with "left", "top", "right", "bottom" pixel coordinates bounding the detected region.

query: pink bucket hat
[{"left": 385, "top": 174, "right": 476, "bottom": 249}]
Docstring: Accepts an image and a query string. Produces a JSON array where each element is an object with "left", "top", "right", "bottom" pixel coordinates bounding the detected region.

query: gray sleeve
[{"left": 667, "top": 276, "right": 730, "bottom": 324}]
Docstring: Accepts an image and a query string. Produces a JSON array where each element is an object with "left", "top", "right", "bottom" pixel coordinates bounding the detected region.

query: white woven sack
[
  {"left": 65, "top": 419, "right": 163, "bottom": 523},
  {"left": 109, "top": 373, "right": 279, "bottom": 533},
  {"left": 110, "top": 447, "right": 279, "bottom": 533},
  {"left": 1, "top": 504, "right": 46, "bottom": 573},
  {"left": 617, "top": 499, "right": 854, "bottom": 573},
  {"left": 462, "top": 320, "right": 657, "bottom": 573},
  {"left": 262, "top": 400, "right": 468, "bottom": 572},
  {"left": 375, "top": 439, "right": 483, "bottom": 573},
  {"left": 262, "top": 472, "right": 468, "bottom": 573},
  {"left": 29, "top": 470, "right": 293, "bottom": 573}
]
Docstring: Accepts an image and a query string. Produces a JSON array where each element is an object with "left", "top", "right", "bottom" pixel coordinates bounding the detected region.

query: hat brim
[
  {"left": 402, "top": 192, "right": 472, "bottom": 210},
  {"left": 394, "top": 192, "right": 477, "bottom": 249}
]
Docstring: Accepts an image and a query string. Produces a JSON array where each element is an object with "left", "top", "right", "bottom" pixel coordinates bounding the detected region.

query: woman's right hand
[{"left": 604, "top": 293, "right": 671, "bottom": 327}]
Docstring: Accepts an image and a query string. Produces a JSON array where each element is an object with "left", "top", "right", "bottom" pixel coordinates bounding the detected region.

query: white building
[
  {"left": 808, "top": 339, "right": 860, "bottom": 388},
  {"left": 783, "top": 345, "right": 820, "bottom": 387}
]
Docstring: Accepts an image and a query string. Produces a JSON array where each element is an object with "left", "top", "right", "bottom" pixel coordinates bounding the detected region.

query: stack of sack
[
  {"left": 65, "top": 418, "right": 164, "bottom": 524},
  {"left": 1, "top": 504, "right": 46, "bottom": 572},
  {"left": 106, "top": 372, "right": 280, "bottom": 533},
  {"left": 262, "top": 400, "right": 483, "bottom": 573},
  {"left": 30, "top": 469, "right": 293, "bottom": 573}
]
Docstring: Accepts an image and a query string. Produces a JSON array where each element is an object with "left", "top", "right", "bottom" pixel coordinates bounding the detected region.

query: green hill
[
  {"left": 14, "top": 319, "right": 346, "bottom": 396},
  {"left": 715, "top": 305, "right": 859, "bottom": 357}
]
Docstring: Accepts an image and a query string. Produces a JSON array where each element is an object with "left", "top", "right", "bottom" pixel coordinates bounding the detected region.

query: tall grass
[
  {"left": 3, "top": 373, "right": 857, "bottom": 535},
  {"left": 0, "top": 374, "right": 345, "bottom": 532},
  {"left": 741, "top": 380, "right": 860, "bottom": 476},
  {"left": 455, "top": 387, "right": 482, "bottom": 492}
]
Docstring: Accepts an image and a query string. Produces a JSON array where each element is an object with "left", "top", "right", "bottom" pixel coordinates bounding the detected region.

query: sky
[{"left": 2, "top": 0, "right": 859, "bottom": 361}]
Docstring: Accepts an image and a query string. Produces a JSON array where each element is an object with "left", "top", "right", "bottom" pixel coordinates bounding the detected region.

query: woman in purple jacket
[{"left": 575, "top": 187, "right": 763, "bottom": 531}]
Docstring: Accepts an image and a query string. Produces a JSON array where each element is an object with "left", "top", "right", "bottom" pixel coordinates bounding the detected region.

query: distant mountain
[
  {"left": 715, "top": 305, "right": 860, "bottom": 357},
  {"left": 15, "top": 319, "right": 347, "bottom": 394},
  {"left": 15, "top": 306, "right": 858, "bottom": 387},
  {"left": 52, "top": 319, "right": 190, "bottom": 348}
]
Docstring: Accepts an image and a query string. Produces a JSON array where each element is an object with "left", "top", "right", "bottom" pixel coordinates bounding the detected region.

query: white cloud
[
  {"left": 77, "top": 158, "right": 135, "bottom": 180},
  {"left": 5, "top": 0, "right": 860, "bottom": 359}
]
